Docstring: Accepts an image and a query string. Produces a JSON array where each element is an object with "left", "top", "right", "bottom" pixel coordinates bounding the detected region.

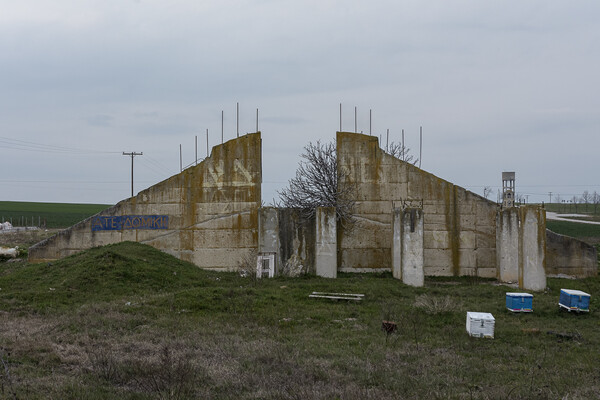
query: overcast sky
[{"left": 1, "top": 0, "right": 599, "bottom": 205}]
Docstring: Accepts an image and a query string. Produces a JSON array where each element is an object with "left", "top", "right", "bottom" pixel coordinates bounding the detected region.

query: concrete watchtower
[{"left": 502, "top": 172, "right": 515, "bottom": 208}]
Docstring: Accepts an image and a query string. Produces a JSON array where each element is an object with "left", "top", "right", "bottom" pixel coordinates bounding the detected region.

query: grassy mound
[{"left": 0, "top": 241, "right": 212, "bottom": 311}]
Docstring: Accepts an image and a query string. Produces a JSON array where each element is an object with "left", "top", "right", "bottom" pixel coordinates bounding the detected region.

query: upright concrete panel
[
  {"left": 391, "top": 208, "right": 402, "bottom": 279},
  {"left": 258, "top": 207, "right": 280, "bottom": 271},
  {"left": 496, "top": 206, "right": 547, "bottom": 291},
  {"left": 401, "top": 208, "right": 424, "bottom": 287},
  {"left": 520, "top": 206, "right": 546, "bottom": 291},
  {"left": 29, "top": 133, "right": 262, "bottom": 270},
  {"left": 496, "top": 208, "right": 519, "bottom": 283},
  {"left": 315, "top": 207, "right": 337, "bottom": 278}
]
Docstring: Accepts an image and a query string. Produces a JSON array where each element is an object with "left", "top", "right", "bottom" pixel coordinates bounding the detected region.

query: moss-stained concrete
[
  {"left": 337, "top": 131, "right": 497, "bottom": 276},
  {"left": 29, "top": 133, "right": 262, "bottom": 270}
]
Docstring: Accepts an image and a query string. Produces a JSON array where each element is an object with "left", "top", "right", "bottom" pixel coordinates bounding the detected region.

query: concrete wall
[
  {"left": 337, "top": 131, "right": 497, "bottom": 277},
  {"left": 258, "top": 207, "right": 315, "bottom": 276},
  {"left": 546, "top": 230, "right": 598, "bottom": 277},
  {"left": 29, "top": 133, "right": 262, "bottom": 270}
]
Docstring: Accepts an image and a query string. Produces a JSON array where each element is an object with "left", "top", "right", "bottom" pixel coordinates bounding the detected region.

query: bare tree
[
  {"left": 582, "top": 190, "right": 590, "bottom": 212},
  {"left": 386, "top": 141, "right": 419, "bottom": 165},
  {"left": 278, "top": 141, "right": 355, "bottom": 223},
  {"left": 593, "top": 191, "right": 600, "bottom": 215},
  {"left": 483, "top": 186, "right": 493, "bottom": 200},
  {"left": 554, "top": 194, "right": 562, "bottom": 212}
]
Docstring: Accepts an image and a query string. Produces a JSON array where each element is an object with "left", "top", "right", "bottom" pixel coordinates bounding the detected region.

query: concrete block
[
  {"left": 423, "top": 214, "right": 448, "bottom": 226},
  {"left": 424, "top": 248, "right": 452, "bottom": 268},
  {"left": 193, "top": 229, "right": 255, "bottom": 249},
  {"left": 400, "top": 208, "right": 424, "bottom": 287},
  {"left": 459, "top": 231, "right": 476, "bottom": 249},
  {"left": 476, "top": 231, "right": 496, "bottom": 249},
  {"left": 521, "top": 207, "right": 546, "bottom": 291},
  {"left": 424, "top": 231, "right": 449, "bottom": 249},
  {"left": 315, "top": 207, "right": 337, "bottom": 278},
  {"left": 459, "top": 249, "right": 476, "bottom": 268},
  {"left": 340, "top": 248, "right": 390, "bottom": 270},
  {"left": 476, "top": 248, "right": 496, "bottom": 268},
  {"left": 497, "top": 208, "right": 519, "bottom": 282},
  {"left": 459, "top": 214, "right": 476, "bottom": 229},
  {"left": 476, "top": 267, "right": 497, "bottom": 278},
  {"left": 354, "top": 201, "right": 393, "bottom": 215},
  {"left": 258, "top": 207, "right": 279, "bottom": 254},
  {"left": 424, "top": 265, "right": 454, "bottom": 276}
]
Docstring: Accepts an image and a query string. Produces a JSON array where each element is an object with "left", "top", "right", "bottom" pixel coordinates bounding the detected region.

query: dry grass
[{"left": 413, "top": 294, "right": 460, "bottom": 314}]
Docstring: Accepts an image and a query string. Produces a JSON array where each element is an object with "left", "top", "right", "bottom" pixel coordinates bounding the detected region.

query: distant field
[
  {"left": 544, "top": 202, "right": 600, "bottom": 215},
  {"left": 546, "top": 220, "right": 600, "bottom": 240},
  {"left": 0, "top": 201, "right": 111, "bottom": 229}
]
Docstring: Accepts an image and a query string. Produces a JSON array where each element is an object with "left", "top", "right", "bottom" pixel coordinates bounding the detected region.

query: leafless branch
[{"left": 278, "top": 141, "right": 355, "bottom": 224}]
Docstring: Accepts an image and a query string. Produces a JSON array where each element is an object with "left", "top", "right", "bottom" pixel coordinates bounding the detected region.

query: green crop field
[
  {"left": 0, "top": 201, "right": 111, "bottom": 229},
  {"left": 0, "top": 241, "right": 598, "bottom": 399},
  {"left": 546, "top": 219, "right": 600, "bottom": 240}
]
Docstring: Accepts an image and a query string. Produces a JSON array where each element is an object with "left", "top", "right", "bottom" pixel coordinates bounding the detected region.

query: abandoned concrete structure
[{"left": 29, "top": 131, "right": 597, "bottom": 290}]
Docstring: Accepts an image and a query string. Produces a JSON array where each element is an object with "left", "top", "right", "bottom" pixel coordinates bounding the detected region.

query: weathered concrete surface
[
  {"left": 496, "top": 208, "right": 520, "bottom": 283},
  {"left": 337, "top": 131, "right": 497, "bottom": 276},
  {"left": 29, "top": 133, "right": 262, "bottom": 270},
  {"left": 392, "top": 208, "right": 424, "bottom": 287},
  {"left": 546, "top": 229, "right": 597, "bottom": 277},
  {"left": 315, "top": 207, "right": 337, "bottom": 278},
  {"left": 497, "top": 206, "right": 547, "bottom": 290},
  {"left": 258, "top": 207, "right": 315, "bottom": 276},
  {"left": 392, "top": 208, "right": 402, "bottom": 280},
  {"left": 520, "top": 206, "right": 546, "bottom": 291}
]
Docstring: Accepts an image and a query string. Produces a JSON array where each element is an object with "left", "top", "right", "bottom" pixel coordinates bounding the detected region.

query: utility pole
[
  {"left": 122, "top": 151, "right": 143, "bottom": 198},
  {"left": 549, "top": 192, "right": 552, "bottom": 204}
]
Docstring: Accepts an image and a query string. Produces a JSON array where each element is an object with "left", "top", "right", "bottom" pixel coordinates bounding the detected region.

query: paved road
[{"left": 546, "top": 212, "right": 600, "bottom": 225}]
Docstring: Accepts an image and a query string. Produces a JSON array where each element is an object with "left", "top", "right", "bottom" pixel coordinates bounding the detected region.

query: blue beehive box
[
  {"left": 559, "top": 289, "right": 590, "bottom": 312},
  {"left": 506, "top": 292, "right": 533, "bottom": 312}
]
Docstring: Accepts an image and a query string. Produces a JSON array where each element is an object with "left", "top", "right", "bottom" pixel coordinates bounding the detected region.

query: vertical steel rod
[
  {"left": 386, "top": 129, "right": 389, "bottom": 152},
  {"left": 419, "top": 126, "right": 422, "bottom": 169}
]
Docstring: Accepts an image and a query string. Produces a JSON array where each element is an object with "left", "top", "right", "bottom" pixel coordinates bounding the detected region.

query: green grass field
[
  {"left": 546, "top": 220, "right": 600, "bottom": 240},
  {"left": 0, "top": 201, "right": 110, "bottom": 229},
  {"left": 0, "top": 242, "right": 598, "bottom": 399}
]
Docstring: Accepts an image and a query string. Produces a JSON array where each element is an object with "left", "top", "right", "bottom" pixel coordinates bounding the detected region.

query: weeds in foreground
[
  {"left": 0, "top": 347, "right": 17, "bottom": 400},
  {"left": 413, "top": 294, "right": 460, "bottom": 314}
]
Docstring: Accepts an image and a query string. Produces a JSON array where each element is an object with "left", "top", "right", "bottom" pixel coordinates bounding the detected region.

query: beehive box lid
[
  {"left": 506, "top": 292, "right": 533, "bottom": 298},
  {"left": 467, "top": 312, "right": 495, "bottom": 321},
  {"left": 561, "top": 289, "right": 590, "bottom": 297}
]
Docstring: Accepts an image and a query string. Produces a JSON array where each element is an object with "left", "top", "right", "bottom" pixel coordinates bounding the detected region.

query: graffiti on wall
[{"left": 91, "top": 215, "right": 169, "bottom": 231}]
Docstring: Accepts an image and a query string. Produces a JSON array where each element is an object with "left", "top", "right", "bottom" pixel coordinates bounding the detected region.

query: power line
[{"left": 0, "top": 136, "right": 120, "bottom": 154}]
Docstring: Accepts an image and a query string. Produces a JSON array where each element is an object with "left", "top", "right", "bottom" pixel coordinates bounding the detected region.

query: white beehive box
[{"left": 466, "top": 312, "right": 495, "bottom": 338}]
